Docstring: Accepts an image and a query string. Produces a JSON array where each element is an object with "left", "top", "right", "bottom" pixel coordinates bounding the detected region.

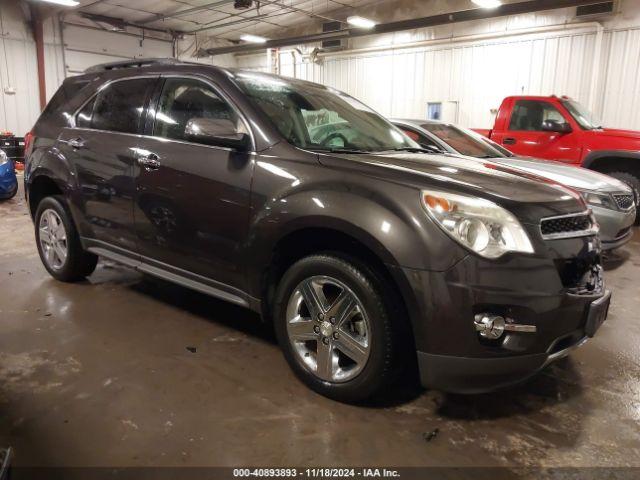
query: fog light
[{"left": 474, "top": 314, "right": 505, "bottom": 339}]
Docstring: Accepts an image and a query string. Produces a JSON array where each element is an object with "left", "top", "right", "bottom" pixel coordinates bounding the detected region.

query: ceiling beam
[
  {"left": 137, "top": 1, "right": 234, "bottom": 25},
  {"left": 200, "top": 0, "right": 608, "bottom": 56},
  {"left": 79, "top": 12, "right": 185, "bottom": 35}
]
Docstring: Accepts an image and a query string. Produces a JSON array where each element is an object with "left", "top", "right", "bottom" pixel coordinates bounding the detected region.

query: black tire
[
  {"left": 607, "top": 171, "right": 640, "bottom": 225},
  {"left": 273, "top": 254, "right": 400, "bottom": 403},
  {"left": 35, "top": 196, "right": 98, "bottom": 282}
]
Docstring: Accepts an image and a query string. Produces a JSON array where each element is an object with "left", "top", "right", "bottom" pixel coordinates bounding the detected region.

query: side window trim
[
  {"left": 71, "top": 75, "right": 160, "bottom": 134},
  {"left": 143, "top": 77, "right": 166, "bottom": 137},
  {"left": 151, "top": 74, "right": 255, "bottom": 152}
]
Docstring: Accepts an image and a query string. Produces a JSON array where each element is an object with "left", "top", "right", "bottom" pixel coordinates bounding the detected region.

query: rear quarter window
[
  {"left": 39, "top": 79, "right": 91, "bottom": 124},
  {"left": 77, "top": 78, "right": 156, "bottom": 134}
]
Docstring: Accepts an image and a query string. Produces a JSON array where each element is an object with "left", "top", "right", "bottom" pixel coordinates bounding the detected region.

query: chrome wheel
[
  {"left": 39, "top": 209, "right": 68, "bottom": 271},
  {"left": 286, "top": 276, "right": 371, "bottom": 383}
]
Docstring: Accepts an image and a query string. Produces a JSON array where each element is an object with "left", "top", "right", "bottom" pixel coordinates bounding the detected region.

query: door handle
[
  {"left": 67, "top": 138, "right": 86, "bottom": 149},
  {"left": 137, "top": 152, "right": 161, "bottom": 171},
  {"left": 503, "top": 137, "right": 516, "bottom": 145}
]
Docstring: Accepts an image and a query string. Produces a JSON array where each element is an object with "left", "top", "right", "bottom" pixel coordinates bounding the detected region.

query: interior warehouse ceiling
[
  {"left": 66, "top": 0, "right": 377, "bottom": 40},
  {"left": 51, "top": 0, "right": 598, "bottom": 43}
]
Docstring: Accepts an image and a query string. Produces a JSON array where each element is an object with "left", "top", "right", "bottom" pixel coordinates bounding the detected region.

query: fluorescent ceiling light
[
  {"left": 471, "top": 0, "right": 502, "bottom": 8},
  {"left": 37, "top": 0, "right": 80, "bottom": 6},
  {"left": 240, "top": 34, "right": 268, "bottom": 43},
  {"left": 347, "top": 16, "right": 377, "bottom": 29}
]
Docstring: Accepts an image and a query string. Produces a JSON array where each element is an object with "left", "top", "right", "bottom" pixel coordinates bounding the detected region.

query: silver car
[{"left": 392, "top": 119, "right": 637, "bottom": 250}]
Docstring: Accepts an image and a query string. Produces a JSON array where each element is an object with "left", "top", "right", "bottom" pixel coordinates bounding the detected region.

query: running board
[{"left": 87, "top": 246, "right": 250, "bottom": 308}]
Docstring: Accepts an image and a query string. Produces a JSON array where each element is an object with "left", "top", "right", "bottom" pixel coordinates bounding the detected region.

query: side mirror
[
  {"left": 541, "top": 119, "right": 572, "bottom": 134},
  {"left": 185, "top": 118, "right": 250, "bottom": 151}
]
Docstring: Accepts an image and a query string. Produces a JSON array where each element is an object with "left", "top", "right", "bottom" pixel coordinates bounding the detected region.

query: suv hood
[
  {"left": 489, "top": 156, "right": 631, "bottom": 194},
  {"left": 318, "top": 151, "right": 585, "bottom": 222}
]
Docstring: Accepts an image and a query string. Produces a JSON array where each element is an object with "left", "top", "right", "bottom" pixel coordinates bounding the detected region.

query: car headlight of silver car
[
  {"left": 421, "top": 190, "right": 534, "bottom": 259},
  {"left": 579, "top": 190, "right": 616, "bottom": 210},
  {"left": 0, "top": 150, "right": 8, "bottom": 166}
]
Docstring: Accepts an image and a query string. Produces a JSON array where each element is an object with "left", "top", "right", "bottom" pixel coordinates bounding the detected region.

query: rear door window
[{"left": 77, "top": 78, "right": 156, "bottom": 134}]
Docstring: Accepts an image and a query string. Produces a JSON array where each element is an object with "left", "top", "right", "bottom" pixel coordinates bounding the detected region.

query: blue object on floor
[{"left": 0, "top": 150, "right": 17, "bottom": 200}]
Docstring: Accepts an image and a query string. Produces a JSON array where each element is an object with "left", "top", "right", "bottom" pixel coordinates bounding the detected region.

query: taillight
[{"left": 24, "top": 131, "right": 34, "bottom": 159}]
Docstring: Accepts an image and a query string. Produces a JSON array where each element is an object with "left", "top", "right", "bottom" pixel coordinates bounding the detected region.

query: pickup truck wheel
[
  {"left": 35, "top": 196, "right": 98, "bottom": 282},
  {"left": 273, "top": 254, "right": 396, "bottom": 403},
  {"left": 607, "top": 171, "right": 640, "bottom": 225}
]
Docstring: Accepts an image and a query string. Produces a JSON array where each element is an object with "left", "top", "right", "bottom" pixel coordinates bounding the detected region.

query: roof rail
[{"left": 84, "top": 58, "right": 185, "bottom": 74}]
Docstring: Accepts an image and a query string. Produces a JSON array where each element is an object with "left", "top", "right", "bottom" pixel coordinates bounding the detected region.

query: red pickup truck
[{"left": 476, "top": 95, "right": 640, "bottom": 216}]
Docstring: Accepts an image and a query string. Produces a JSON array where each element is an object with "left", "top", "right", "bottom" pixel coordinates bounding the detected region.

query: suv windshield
[
  {"left": 234, "top": 72, "right": 418, "bottom": 152},
  {"left": 561, "top": 99, "right": 601, "bottom": 130},
  {"left": 421, "top": 123, "right": 508, "bottom": 158}
]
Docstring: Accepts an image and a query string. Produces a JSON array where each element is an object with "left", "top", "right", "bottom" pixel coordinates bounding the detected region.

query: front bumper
[
  {"left": 592, "top": 204, "right": 636, "bottom": 250},
  {"left": 391, "top": 234, "right": 608, "bottom": 394}
]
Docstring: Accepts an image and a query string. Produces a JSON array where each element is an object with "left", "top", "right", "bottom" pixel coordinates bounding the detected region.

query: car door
[
  {"left": 57, "top": 76, "right": 158, "bottom": 254},
  {"left": 492, "top": 99, "right": 582, "bottom": 164},
  {"left": 133, "top": 76, "right": 254, "bottom": 292}
]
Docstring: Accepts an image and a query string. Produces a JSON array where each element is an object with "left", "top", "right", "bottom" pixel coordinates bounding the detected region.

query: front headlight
[
  {"left": 579, "top": 191, "right": 615, "bottom": 210},
  {"left": 0, "top": 150, "right": 8, "bottom": 166},
  {"left": 421, "top": 190, "right": 534, "bottom": 259}
]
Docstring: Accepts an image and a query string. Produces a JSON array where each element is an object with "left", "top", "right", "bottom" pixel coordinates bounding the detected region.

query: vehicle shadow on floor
[
  {"left": 128, "top": 273, "right": 277, "bottom": 345},
  {"left": 358, "top": 358, "right": 586, "bottom": 412},
  {"left": 602, "top": 248, "right": 631, "bottom": 271},
  {"left": 434, "top": 358, "right": 585, "bottom": 420}
]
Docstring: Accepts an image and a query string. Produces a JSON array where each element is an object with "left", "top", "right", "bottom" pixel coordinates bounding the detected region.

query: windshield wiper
[
  {"left": 310, "top": 147, "right": 372, "bottom": 154},
  {"left": 390, "top": 147, "right": 440, "bottom": 154}
]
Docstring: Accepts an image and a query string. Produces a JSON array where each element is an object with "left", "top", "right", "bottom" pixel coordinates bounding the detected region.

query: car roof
[
  {"left": 390, "top": 118, "right": 446, "bottom": 128},
  {"left": 79, "top": 58, "right": 332, "bottom": 91}
]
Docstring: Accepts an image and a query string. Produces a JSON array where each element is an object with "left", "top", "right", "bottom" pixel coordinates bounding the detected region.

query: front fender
[{"left": 246, "top": 184, "right": 468, "bottom": 292}]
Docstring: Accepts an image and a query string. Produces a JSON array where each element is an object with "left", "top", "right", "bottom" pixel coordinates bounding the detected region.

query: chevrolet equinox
[{"left": 25, "top": 59, "right": 610, "bottom": 402}]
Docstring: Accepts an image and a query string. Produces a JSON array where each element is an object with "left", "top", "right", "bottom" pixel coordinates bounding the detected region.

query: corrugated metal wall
[
  {"left": 0, "top": 2, "right": 42, "bottom": 136},
  {"left": 0, "top": 2, "right": 172, "bottom": 135},
  {"left": 237, "top": 24, "right": 640, "bottom": 130},
  {"left": 62, "top": 24, "right": 173, "bottom": 76},
  {"left": 3, "top": 1, "right": 640, "bottom": 134}
]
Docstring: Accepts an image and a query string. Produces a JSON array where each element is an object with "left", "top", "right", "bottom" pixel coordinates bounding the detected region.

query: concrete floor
[{"left": 1, "top": 177, "right": 640, "bottom": 472}]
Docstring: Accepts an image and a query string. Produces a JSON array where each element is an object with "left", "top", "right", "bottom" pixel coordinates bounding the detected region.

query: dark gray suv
[{"left": 25, "top": 59, "right": 610, "bottom": 402}]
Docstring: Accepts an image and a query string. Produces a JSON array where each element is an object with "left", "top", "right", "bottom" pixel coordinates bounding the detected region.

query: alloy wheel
[
  {"left": 285, "top": 276, "right": 371, "bottom": 383},
  {"left": 39, "top": 209, "right": 68, "bottom": 270}
]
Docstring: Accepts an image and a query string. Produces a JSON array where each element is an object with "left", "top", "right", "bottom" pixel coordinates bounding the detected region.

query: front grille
[
  {"left": 540, "top": 212, "right": 596, "bottom": 240},
  {"left": 613, "top": 194, "right": 635, "bottom": 211}
]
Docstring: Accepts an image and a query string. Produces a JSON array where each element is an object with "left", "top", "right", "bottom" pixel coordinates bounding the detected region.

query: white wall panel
[
  {"left": 237, "top": 15, "right": 640, "bottom": 131},
  {"left": 62, "top": 24, "right": 173, "bottom": 75},
  {"left": 0, "top": 0, "right": 173, "bottom": 134}
]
